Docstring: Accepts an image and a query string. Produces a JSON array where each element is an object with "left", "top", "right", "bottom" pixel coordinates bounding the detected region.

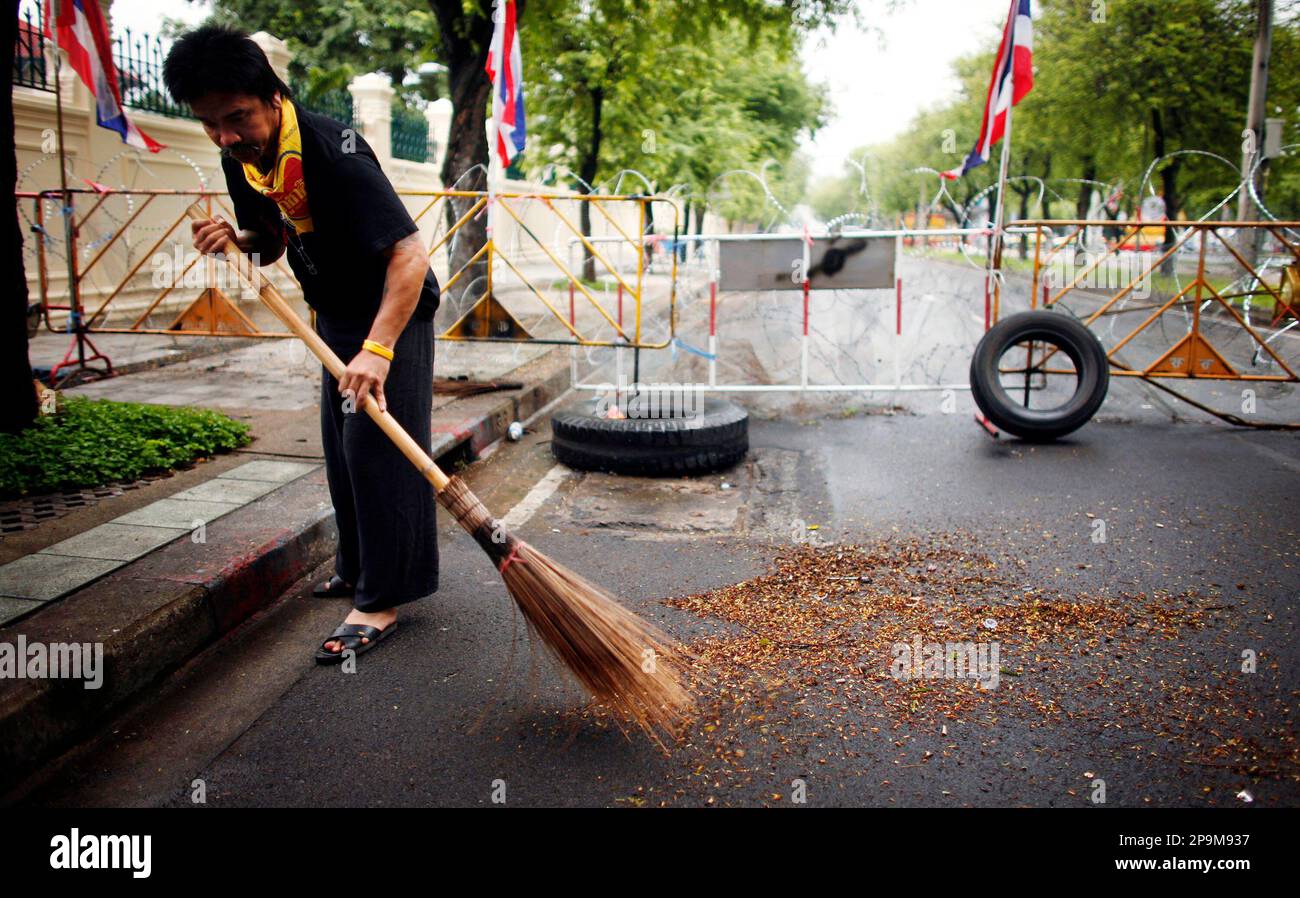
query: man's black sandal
[
  {"left": 312, "top": 575, "right": 355, "bottom": 598},
  {"left": 314, "top": 622, "right": 397, "bottom": 664}
]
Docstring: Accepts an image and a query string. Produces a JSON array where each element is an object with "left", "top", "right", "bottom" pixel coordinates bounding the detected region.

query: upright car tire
[
  {"left": 970, "top": 310, "right": 1109, "bottom": 442},
  {"left": 551, "top": 396, "right": 748, "bottom": 476}
]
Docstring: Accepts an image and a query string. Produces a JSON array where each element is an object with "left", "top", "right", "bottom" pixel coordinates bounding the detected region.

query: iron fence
[
  {"left": 14, "top": 0, "right": 48, "bottom": 91},
  {"left": 111, "top": 27, "right": 191, "bottom": 118},
  {"left": 13, "top": 10, "right": 426, "bottom": 166},
  {"left": 290, "top": 80, "right": 356, "bottom": 131},
  {"left": 391, "top": 102, "right": 433, "bottom": 163}
]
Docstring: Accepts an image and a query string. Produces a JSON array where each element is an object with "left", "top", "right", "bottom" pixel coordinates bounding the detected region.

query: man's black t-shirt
[{"left": 220, "top": 104, "right": 440, "bottom": 325}]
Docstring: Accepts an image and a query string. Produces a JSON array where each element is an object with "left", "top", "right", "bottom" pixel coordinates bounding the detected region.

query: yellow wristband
[{"left": 362, "top": 339, "right": 394, "bottom": 361}]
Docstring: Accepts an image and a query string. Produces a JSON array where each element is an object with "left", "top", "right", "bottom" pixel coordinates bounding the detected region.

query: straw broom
[{"left": 182, "top": 204, "right": 691, "bottom": 742}]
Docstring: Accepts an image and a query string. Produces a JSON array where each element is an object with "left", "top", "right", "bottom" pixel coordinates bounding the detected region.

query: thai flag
[
  {"left": 942, "top": 0, "right": 1032, "bottom": 180},
  {"left": 485, "top": 0, "right": 526, "bottom": 169},
  {"left": 44, "top": 0, "right": 164, "bottom": 153}
]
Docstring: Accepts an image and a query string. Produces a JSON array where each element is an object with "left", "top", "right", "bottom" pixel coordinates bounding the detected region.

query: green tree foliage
[
  {"left": 813, "top": 0, "right": 1300, "bottom": 228},
  {"left": 206, "top": 0, "right": 439, "bottom": 100},
  {"left": 203, "top": 0, "right": 854, "bottom": 284},
  {"left": 204, "top": 0, "right": 850, "bottom": 174},
  {"left": 524, "top": 8, "right": 829, "bottom": 231}
]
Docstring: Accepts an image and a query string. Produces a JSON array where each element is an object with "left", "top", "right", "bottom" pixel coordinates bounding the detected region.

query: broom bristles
[{"left": 437, "top": 476, "right": 692, "bottom": 742}]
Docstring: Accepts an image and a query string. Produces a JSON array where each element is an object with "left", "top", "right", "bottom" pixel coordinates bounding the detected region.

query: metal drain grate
[{"left": 0, "top": 474, "right": 174, "bottom": 535}]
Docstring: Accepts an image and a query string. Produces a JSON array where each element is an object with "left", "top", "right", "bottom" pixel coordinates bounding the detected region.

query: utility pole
[{"left": 1237, "top": 0, "right": 1273, "bottom": 262}]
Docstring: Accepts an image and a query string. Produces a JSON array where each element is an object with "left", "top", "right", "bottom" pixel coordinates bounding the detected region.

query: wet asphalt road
[
  {"left": 16, "top": 255, "right": 1300, "bottom": 808},
  {"left": 20, "top": 404, "right": 1299, "bottom": 808}
]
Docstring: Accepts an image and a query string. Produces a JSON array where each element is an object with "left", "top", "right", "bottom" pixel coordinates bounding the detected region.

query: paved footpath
[{"left": 0, "top": 331, "right": 572, "bottom": 792}]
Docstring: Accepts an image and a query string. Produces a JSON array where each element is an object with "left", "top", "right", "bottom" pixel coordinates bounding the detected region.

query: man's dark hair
[{"left": 162, "top": 25, "right": 293, "bottom": 107}]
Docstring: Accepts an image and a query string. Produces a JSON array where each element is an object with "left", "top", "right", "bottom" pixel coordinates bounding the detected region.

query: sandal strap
[
  {"left": 320, "top": 623, "right": 385, "bottom": 652},
  {"left": 328, "top": 623, "right": 382, "bottom": 640}
]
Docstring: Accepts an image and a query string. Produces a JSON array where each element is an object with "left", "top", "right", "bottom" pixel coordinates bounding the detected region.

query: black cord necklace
[{"left": 281, "top": 211, "right": 318, "bottom": 276}]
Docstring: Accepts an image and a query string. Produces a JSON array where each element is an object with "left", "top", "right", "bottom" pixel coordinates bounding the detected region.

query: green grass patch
[{"left": 0, "top": 397, "right": 253, "bottom": 498}]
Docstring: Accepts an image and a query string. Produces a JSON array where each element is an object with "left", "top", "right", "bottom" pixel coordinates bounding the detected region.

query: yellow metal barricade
[
  {"left": 1020, "top": 219, "right": 1300, "bottom": 385},
  {"left": 22, "top": 187, "right": 680, "bottom": 351}
]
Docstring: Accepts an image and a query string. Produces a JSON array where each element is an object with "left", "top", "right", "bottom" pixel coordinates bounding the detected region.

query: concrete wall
[
  {"left": 13, "top": 9, "right": 695, "bottom": 333},
  {"left": 13, "top": 21, "right": 452, "bottom": 325}
]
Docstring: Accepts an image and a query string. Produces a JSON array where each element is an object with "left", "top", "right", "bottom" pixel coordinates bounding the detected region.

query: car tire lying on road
[
  {"left": 969, "top": 310, "right": 1110, "bottom": 442},
  {"left": 551, "top": 396, "right": 749, "bottom": 476}
]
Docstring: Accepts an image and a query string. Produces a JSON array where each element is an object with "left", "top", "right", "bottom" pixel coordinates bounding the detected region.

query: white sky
[
  {"left": 103, "top": 0, "right": 1015, "bottom": 180},
  {"left": 799, "top": 0, "right": 1016, "bottom": 177},
  {"left": 108, "top": 0, "right": 212, "bottom": 36}
]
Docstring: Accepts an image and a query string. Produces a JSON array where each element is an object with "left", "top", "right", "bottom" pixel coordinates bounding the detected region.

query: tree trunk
[
  {"left": 1160, "top": 159, "right": 1180, "bottom": 236},
  {"left": 1237, "top": 0, "right": 1273, "bottom": 265},
  {"left": 1076, "top": 157, "right": 1096, "bottom": 220},
  {"left": 677, "top": 198, "right": 688, "bottom": 263},
  {"left": 440, "top": 74, "right": 491, "bottom": 303},
  {"left": 1151, "top": 108, "right": 1181, "bottom": 276},
  {"left": 579, "top": 86, "right": 603, "bottom": 282},
  {"left": 644, "top": 194, "right": 655, "bottom": 267},
  {"left": 431, "top": 0, "right": 494, "bottom": 304},
  {"left": 2, "top": 0, "right": 39, "bottom": 434}
]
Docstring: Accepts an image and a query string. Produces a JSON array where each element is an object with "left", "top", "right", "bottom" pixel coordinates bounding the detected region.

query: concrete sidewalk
[
  {"left": 0, "top": 333, "right": 575, "bottom": 794},
  {"left": 28, "top": 325, "right": 265, "bottom": 383}
]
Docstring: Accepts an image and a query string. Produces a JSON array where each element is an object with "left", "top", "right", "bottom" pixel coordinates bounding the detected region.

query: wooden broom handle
[{"left": 183, "top": 204, "right": 451, "bottom": 493}]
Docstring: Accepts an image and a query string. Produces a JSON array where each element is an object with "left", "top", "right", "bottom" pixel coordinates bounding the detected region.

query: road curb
[
  {"left": 0, "top": 346, "right": 574, "bottom": 797},
  {"left": 431, "top": 350, "right": 574, "bottom": 458},
  {"left": 0, "top": 469, "right": 336, "bottom": 797}
]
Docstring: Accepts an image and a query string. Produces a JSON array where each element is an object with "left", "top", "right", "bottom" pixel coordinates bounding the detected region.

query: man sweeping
[{"left": 164, "top": 26, "right": 441, "bottom": 663}]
